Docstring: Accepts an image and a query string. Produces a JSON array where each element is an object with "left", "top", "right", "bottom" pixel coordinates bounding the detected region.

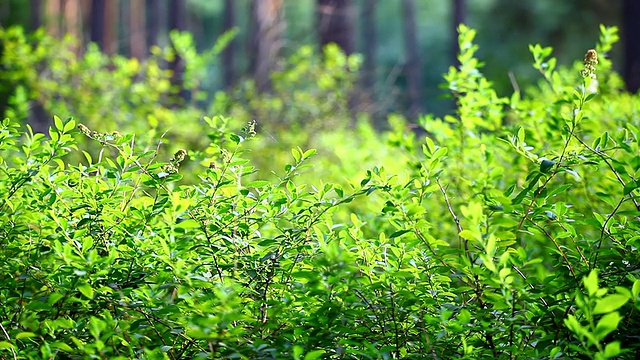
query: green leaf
[
  {"left": 584, "top": 270, "right": 599, "bottom": 297},
  {"left": 16, "top": 332, "right": 37, "bottom": 340},
  {"left": 52, "top": 342, "right": 74, "bottom": 352},
  {"left": 0, "top": 341, "right": 14, "bottom": 350},
  {"left": 459, "top": 229, "right": 480, "bottom": 242},
  {"left": 485, "top": 234, "right": 496, "bottom": 256},
  {"left": 432, "top": 147, "right": 448, "bottom": 160},
  {"left": 304, "top": 350, "right": 325, "bottom": 360},
  {"left": 302, "top": 148, "right": 317, "bottom": 159},
  {"left": 63, "top": 118, "right": 76, "bottom": 133},
  {"left": 291, "top": 147, "right": 301, "bottom": 163},
  {"left": 632, "top": 280, "right": 640, "bottom": 299},
  {"left": 603, "top": 341, "right": 621, "bottom": 358},
  {"left": 594, "top": 294, "right": 629, "bottom": 314},
  {"left": 540, "top": 158, "right": 556, "bottom": 173},
  {"left": 425, "top": 137, "right": 436, "bottom": 155},
  {"left": 517, "top": 127, "right": 525, "bottom": 144},
  {"left": 49, "top": 127, "right": 60, "bottom": 141},
  {"left": 246, "top": 180, "right": 270, "bottom": 188},
  {"left": 78, "top": 283, "right": 94, "bottom": 299},
  {"left": 292, "top": 345, "right": 304, "bottom": 359},
  {"left": 564, "top": 315, "right": 585, "bottom": 336},
  {"left": 390, "top": 229, "right": 412, "bottom": 239},
  {"left": 594, "top": 312, "right": 622, "bottom": 341},
  {"left": 584, "top": 92, "right": 598, "bottom": 103},
  {"left": 229, "top": 133, "right": 242, "bottom": 144},
  {"left": 623, "top": 180, "right": 640, "bottom": 196},
  {"left": 479, "top": 254, "right": 496, "bottom": 273},
  {"left": 54, "top": 115, "right": 64, "bottom": 131},
  {"left": 47, "top": 292, "right": 65, "bottom": 305}
]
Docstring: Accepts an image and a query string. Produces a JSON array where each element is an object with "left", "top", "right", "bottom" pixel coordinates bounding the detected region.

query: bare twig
[{"left": 0, "top": 322, "right": 17, "bottom": 360}]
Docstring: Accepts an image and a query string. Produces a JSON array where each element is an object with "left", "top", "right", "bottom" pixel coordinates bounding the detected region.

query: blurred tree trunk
[
  {"left": 129, "top": 0, "right": 146, "bottom": 59},
  {"left": 146, "top": 0, "right": 161, "bottom": 48},
  {"left": 31, "top": 0, "right": 42, "bottom": 31},
  {"left": 62, "top": 0, "right": 81, "bottom": 53},
  {"left": 90, "top": 0, "right": 105, "bottom": 47},
  {"left": 103, "top": 0, "right": 118, "bottom": 54},
  {"left": 250, "top": 0, "right": 285, "bottom": 92},
  {"left": 222, "top": 0, "right": 236, "bottom": 89},
  {"left": 46, "top": 0, "right": 62, "bottom": 37},
  {"left": 452, "top": 0, "right": 465, "bottom": 67},
  {"left": 90, "top": 0, "right": 118, "bottom": 54},
  {"left": 360, "top": 0, "right": 377, "bottom": 117},
  {"left": 623, "top": 0, "right": 640, "bottom": 93},
  {"left": 169, "top": 0, "right": 186, "bottom": 103},
  {"left": 401, "top": 0, "right": 424, "bottom": 118},
  {"left": 317, "top": 0, "right": 354, "bottom": 54}
]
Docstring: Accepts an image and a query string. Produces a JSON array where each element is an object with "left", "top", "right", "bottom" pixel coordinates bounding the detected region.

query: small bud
[
  {"left": 584, "top": 49, "right": 598, "bottom": 65},
  {"left": 173, "top": 149, "right": 187, "bottom": 163},
  {"left": 581, "top": 49, "right": 598, "bottom": 78}
]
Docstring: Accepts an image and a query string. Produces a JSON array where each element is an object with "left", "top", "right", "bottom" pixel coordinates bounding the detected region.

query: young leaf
[
  {"left": 78, "top": 283, "right": 94, "bottom": 299},
  {"left": 594, "top": 294, "right": 629, "bottom": 315},
  {"left": 584, "top": 270, "right": 599, "bottom": 297},
  {"left": 594, "top": 312, "right": 622, "bottom": 341}
]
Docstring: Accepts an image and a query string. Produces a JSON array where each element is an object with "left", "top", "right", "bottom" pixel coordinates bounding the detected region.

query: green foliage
[
  {"left": 0, "top": 26, "right": 232, "bottom": 157},
  {"left": 2, "top": 24, "right": 640, "bottom": 359}
]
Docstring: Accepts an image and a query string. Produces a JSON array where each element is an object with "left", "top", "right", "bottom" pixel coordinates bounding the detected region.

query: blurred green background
[{"left": 0, "top": 0, "right": 626, "bottom": 122}]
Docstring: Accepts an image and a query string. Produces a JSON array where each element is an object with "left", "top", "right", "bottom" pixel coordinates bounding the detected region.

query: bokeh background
[{"left": 1, "top": 0, "right": 637, "bottom": 129}]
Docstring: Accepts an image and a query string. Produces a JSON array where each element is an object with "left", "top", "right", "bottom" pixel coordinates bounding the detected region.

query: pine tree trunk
[
  {"left": 250, "top": 0, "right": 285, "bottom": 92},
  {"left": 129, "top": 0, "right": 146, "bottom": 59}
]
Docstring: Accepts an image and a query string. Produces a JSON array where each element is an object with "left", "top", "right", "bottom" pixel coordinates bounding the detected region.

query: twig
[
  {"left": 0, "top": 322, "right": 17, "bottom": 360},
  {"left": 526, "top": 218, "right": 577, "bottom": 278},
  {"left": 436, "top": 178, "right": 469, "bottom": 262}
]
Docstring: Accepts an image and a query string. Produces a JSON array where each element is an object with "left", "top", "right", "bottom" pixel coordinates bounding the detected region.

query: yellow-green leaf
[
  {"left": 78, "top": 283, "right": 94, "bottom": 299},
  {"left": 594, "top": 294, "right": 628, "bottom": 315}
]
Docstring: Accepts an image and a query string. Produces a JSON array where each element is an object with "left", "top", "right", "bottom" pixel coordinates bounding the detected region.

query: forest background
[
  {"left": 2, "top": 0, "right": 640, "bottom": 130},
  {"left": 4, "top": 1, "right": 640, "bottom": 359}
]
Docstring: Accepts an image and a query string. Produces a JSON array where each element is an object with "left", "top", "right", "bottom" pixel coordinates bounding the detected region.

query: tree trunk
[
  {"left": 401, "top": 0, "right": 424, "bottom": 118},
  {"left": 316, "top": 0, "right": 354, "bottom": 54},
  {"left": 452, "top": 0, "right": 465, "bottom": 67},
  {"left": 90, "top": 0, "right": 117, "bottom": 54},
  {"left": 222, "top": 0, "right": 236, "bottom": 89},
  {"left": 129, "top": 0, "right": 146, "bottom": 59},
  {"left": 250, "top": 0, "right": 285, "bottom": 92},
  {"left": 46, "top": 0, "right": 62, "bottom": 38},
  {"left": 623, "top": 0, "right": 640, "bottom": 93},
  {"left": 90, "top": 0, "right": 105, "bottom": 47},
  {"left": 103, "top": 0, "right": 118, "bottom": 54},
  {"left": 62, "top": 0, "right": 81, "bottom": 54},
  {"left": 146, "top": 0, "right": 161, "bottom": 48},
  {"left": 31, "top": 0, "right": 42, "bottom": 31}
]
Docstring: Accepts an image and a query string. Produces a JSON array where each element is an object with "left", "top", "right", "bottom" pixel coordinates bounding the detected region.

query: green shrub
[{"left": 2, "top": 24, "right": 640, "bottom": 359}]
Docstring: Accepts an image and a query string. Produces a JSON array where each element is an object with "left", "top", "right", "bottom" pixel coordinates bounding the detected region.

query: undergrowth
[{"left": 1, "top": 25, "right": 640, "bottom": 359}]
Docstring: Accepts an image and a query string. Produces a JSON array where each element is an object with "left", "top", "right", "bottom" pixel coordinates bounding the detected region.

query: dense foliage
[{"left": 2, "top": 24, "right": 640, "bottom": 359}]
